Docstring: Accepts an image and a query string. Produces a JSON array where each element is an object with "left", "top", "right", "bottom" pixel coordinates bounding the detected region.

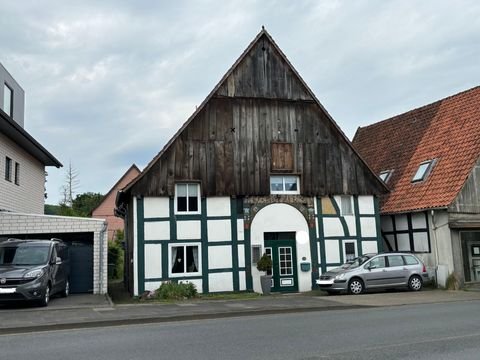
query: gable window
[
  {"left": 175, "top": 183, "right": 200, "bottom": 213},
  {"left": 4, "top": 157, "right": 12, "bottom": 181},
  {"left": 412, "top": 160, "right": 435, "bottom": 182},
  {"left": 169, "top": 243, "right": 201, "bottom": 276},
  {"left": 270, "top": 175, "right": 300, "bottom": 194},
  {"left": 379, "top": 170, "right": 392, "bottom": 183},
  {"left": 14, "top": 162, "right": 20, "bottom": 185},
  {"left": 3, "top": 83, "right": 13, "bottom": 117},
  {"left": 340, "top": 196, "right": 353, "bottom": 215}
]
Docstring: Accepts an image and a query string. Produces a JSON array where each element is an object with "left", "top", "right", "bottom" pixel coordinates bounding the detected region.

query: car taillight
[{"left": 422, "top": 264, "right": 427, "bottom": 273}]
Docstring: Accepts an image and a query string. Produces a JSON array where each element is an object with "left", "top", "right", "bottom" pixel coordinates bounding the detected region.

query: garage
[{"left": 0, "top": 212, "right": 107, "bottom": 294}]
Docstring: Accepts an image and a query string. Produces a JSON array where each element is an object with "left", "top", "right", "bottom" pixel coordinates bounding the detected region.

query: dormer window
[
  {"left": 412, "top": 160, "right": 435, "bottom": 183},
  {"left": 379, "top": 170, "right": 393, "bottom": 183}
]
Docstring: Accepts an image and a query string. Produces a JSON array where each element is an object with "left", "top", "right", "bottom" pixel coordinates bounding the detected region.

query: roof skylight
[{"left": 412, "top": 160, "right": 435, "bottom": 183}]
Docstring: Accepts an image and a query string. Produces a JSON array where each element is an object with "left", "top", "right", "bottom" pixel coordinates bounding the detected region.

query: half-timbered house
[
  {"left": 116, "top": 29, "right": 387, "bottom": 295},
  {"left": 353, "top": 86, "right": 480, "bottom": 288}
]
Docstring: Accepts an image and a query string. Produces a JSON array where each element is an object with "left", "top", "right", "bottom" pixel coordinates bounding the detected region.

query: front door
[
  {"left": 264, "top": 232, "right": 298, "bottom": 292},
  {"left": 461, "top": 232, "right": 480, "bottom": 283}
]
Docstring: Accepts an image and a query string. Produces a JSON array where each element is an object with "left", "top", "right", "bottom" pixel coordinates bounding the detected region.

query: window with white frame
[
  {"left": 343, "top": 241, "right": 357, "bottom": 262},
  {"left": 170, "top": 244, "right": 201, "bottom": 276},
  {"left": 340, "top": 196, "right": 353, "bottom": 215},
  {"left": 270, "top": 175, "right": 300, "bottom": 194},
  {"left": 3, "top": 83, "right": 12, "bottom": 117},
  {"left": 4, "top": 157, "right": 12, "bottom": 181},
  {"left": 175, "top": 183, "right": 200, "bottom": 213},
  {"left": 14, "top": 162, "right": 19, "bottom": 185}
]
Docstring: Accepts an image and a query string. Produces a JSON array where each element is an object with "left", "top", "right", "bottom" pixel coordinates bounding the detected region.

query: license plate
[{"left": 0, "top": 288, "right": 16, "bottom": 294}]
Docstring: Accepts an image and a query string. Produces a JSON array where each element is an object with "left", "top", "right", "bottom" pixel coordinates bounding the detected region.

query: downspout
[
  {"left": 431, "top": 210, "right": 440, "bottom": 286},
  {"left": 99, "top": 221, "right": 108, "bottom": 294}
]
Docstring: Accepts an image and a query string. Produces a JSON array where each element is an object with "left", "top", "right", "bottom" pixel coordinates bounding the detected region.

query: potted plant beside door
[{"left": 257, "top": 253, "right": 273, "bottom": 295}]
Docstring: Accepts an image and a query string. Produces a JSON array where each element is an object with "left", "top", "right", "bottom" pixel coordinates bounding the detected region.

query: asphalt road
[{"left": 2, "top": 300, "right": 480, "bottom": 360}]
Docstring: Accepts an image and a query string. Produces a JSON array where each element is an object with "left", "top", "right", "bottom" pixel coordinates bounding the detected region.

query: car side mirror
[{"left": 55, "top": 256, "right": 62, "bottom": 265}]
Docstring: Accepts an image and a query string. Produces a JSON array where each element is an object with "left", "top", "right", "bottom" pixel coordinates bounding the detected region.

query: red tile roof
[{"left": 353, "top": 86, "right": 480, "bottom": 214}]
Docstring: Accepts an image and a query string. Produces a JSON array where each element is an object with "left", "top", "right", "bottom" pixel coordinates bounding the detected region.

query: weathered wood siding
[
  {"left": 131, "top": 34, "right": 386, "bottom": 198},
  {"left": 449, "top": 157, "right": 480, "bottom": 214}
]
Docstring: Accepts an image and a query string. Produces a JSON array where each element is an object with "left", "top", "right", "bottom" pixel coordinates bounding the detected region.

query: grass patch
[{"left": 197, "top": 292, "right": 261, "bottom": 301}]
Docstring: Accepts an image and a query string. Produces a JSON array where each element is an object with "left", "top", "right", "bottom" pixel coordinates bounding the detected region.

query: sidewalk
[{"left": 1, "top": 289, "right": 480, "bottom": 335}]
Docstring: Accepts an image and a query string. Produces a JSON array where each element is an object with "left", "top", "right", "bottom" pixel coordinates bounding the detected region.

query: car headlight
[
  {"left": 334, "top": 273, "right": 346, "bottom": 280},
  {"left": 24, "top": 269, "right": 45, "bottom": 279}
]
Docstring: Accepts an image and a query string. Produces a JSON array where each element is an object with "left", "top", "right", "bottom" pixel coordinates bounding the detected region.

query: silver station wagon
[{"left": 316, "top": 253, "right": 430, "bottom": 295}]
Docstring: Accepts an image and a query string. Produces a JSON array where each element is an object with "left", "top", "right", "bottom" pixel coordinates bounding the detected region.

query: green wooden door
[{"left": 264, "top": 233, "right": 298, "bottom": 292}]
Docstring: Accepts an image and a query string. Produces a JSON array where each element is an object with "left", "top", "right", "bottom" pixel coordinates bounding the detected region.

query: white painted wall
[
  {"left": 358, "top": 196, "right": 375, "bottom": 215},
  {"left": 177, "top": 220, "right": 201, "bottom": 240},
  {"left": 238, "top": 244, "right": 245, "bottom": 267},
  {"left": 361, "top": 241, "right": 378, "bottom": 254},
  {"left": 208, "top": 245, "right": 232, "bottom": 269},
  {"left": 144, "top": 281, "right": 162, "bottom": 292},
  {"left": 179, "top": 278, "right": 202, "bottom": 292},
  {"left": 207, "top": 197, "right": 231, "bottom": 217},
  {"left": 360, "top": 217, "right": 377, "bottom": 237},
  {"left": 250, "top": 203, "right": 311, "bottom": 293},
  {"left": 237, "top": 219, "right": 245, "bottom": 241},
  {"left": 207, "top": 219, "right": 231, "bottom": 241},
  {"left": 239, "top": 271, "right": 246, "bottom": 291},
  {"left": 209, "top": 272, "right": 233, "bottom": 292},
  {"left": 323, "top": 218, "right": 344, "bottom": 237},
  {"left": 143, "top": 197, "right": 169, "bottom": 218},
  {"left": 144, "top": 221, "right": 170, "bottom": 240},
  {"left": 144, "top": 244, "right": 162, "bottom": 279},
  {"left": 324, "top": 240, "right": 340, "bottom": 263}
]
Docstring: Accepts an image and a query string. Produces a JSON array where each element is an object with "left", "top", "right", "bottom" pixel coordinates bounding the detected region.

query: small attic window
[
  {"left": 412, "top": 160, "right": 435, "bottom": 183},
  {"left": 379, "top": 170, "right": 392, "bottom": 183}
]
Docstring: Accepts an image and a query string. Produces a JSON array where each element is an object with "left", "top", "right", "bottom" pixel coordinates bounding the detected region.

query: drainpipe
[
  {"left": 431, "top": 210, "right": 443, "bottom": 287},
  {"left": 99, "top": 221, "right": 108, "bottom": 294}
]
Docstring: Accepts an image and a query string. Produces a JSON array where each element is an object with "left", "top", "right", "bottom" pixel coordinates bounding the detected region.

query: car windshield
[
  {"left": 341, "top": 255, "right": 371, "bottom": 269},
  {"left": 0, "top": 245, "right": 50, "bottom": 266}
]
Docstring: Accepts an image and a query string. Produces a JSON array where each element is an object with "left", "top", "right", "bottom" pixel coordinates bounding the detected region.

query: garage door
[{"left": 68, "top": 241, "right": 94, "bottom": 293}]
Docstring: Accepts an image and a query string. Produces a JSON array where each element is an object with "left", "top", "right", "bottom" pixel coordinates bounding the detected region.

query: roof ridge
[{"left": 358, "top": 84, "right": 480, "bottom": 131}]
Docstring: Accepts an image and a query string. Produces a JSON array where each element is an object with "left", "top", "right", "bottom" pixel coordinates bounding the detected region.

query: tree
[
  {"left": 72, "top": 192, "right": 104, "bottom": 217},
  {"left": 59, "top": 161, "right": 79, "bottom": 207}
]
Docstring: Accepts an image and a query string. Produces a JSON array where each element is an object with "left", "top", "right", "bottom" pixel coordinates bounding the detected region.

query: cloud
[{"left": 1, "top": 0, "right": 479, "bottom": 203}]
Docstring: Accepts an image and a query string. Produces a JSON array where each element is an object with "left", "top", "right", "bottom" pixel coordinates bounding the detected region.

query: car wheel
[
  {"left": 408, "top": 275, "right": 423, "bottom": 291},
  {"left": 39, "top": 285, "right": 50, "bottom": 307},
  {"left": 61, "top": 280, "right": 70, "bottom": 298},
  {"left": 348, "top": 278, "right": 364, "bottom": 295}
]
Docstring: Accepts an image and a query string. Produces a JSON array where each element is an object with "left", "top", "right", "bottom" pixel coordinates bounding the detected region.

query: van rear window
[{"left": 403, "top": 255, "right": 419, "bottom": 265}]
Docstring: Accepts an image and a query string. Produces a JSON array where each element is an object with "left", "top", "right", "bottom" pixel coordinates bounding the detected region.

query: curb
[{"left": 0, "top": 304, "right": 370, "bottom": 336}]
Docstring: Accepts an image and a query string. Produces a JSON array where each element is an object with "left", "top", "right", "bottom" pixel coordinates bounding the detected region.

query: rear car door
[{"left": 385, "top": 255, "right": 408, "bottom": 286}]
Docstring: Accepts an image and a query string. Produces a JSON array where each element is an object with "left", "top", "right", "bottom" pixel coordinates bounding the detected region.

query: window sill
[{"left": 169, "top": 272, "right": 202, "bottom": 278}]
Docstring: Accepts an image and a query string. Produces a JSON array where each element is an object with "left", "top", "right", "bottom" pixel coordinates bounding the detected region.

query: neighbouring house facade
[
  {"left": 92, "top": 164, "right": 140, "bottom": 241},
  {"left": 353, "top": 86, "right": 480, "bottom": 287},
  {"left": 116, "top": 30, "right": 388, "bottom": 296},
  {"left": 0, "top": 62, "right": 108, "bottom": 294}
]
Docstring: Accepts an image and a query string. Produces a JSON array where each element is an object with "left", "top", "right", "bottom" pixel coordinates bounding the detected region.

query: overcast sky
[{"left": 2, "top": 0, "right": 479, "bottom": 204}]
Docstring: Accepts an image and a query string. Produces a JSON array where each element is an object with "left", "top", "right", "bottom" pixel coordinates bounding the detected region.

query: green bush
[
  {"left": 256, "top": 253, "right": 272, "bottom": 272},
  {"left": 108, "top": 240, "right": 124, "bottom": 280},
  {"left": 156, "top": 282, "right": 197, "bottom": 300}
]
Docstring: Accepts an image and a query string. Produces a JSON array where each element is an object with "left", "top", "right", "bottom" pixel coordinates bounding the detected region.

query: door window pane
[
  {"left": 279, "top": 247, "right": 293, "bottom": 275},
  {"left": 368, "top": 256, "right": 386, "bottom": 269}
]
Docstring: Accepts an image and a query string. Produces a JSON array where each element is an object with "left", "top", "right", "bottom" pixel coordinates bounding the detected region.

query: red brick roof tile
[{"left": 352, "top": 86, "right": 480, "bottom": 214}]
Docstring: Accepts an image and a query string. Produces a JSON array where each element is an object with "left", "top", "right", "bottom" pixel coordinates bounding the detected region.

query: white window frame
[
  {"left": 342, "top": 240, "right": 357, "bottom": 263},
  {"left": 270, "top": 175, "right": 300, "bottom": 195},
  {"left": 340, "top": 196, "right": 353, "bottom": 216},
  {"left": 174, "top": 183, "right": 201, "bottom": 214},
  {"left": 251, "top": 245, "right": 262, "bottom": 264},
  {"left": 168, "top": 242, "right": 202, "bottom": 278}
]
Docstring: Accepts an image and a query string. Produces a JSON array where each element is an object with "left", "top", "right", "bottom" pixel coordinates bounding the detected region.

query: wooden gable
[{"left": 128, "top": 30, "right": 387, "bottom": 198}]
